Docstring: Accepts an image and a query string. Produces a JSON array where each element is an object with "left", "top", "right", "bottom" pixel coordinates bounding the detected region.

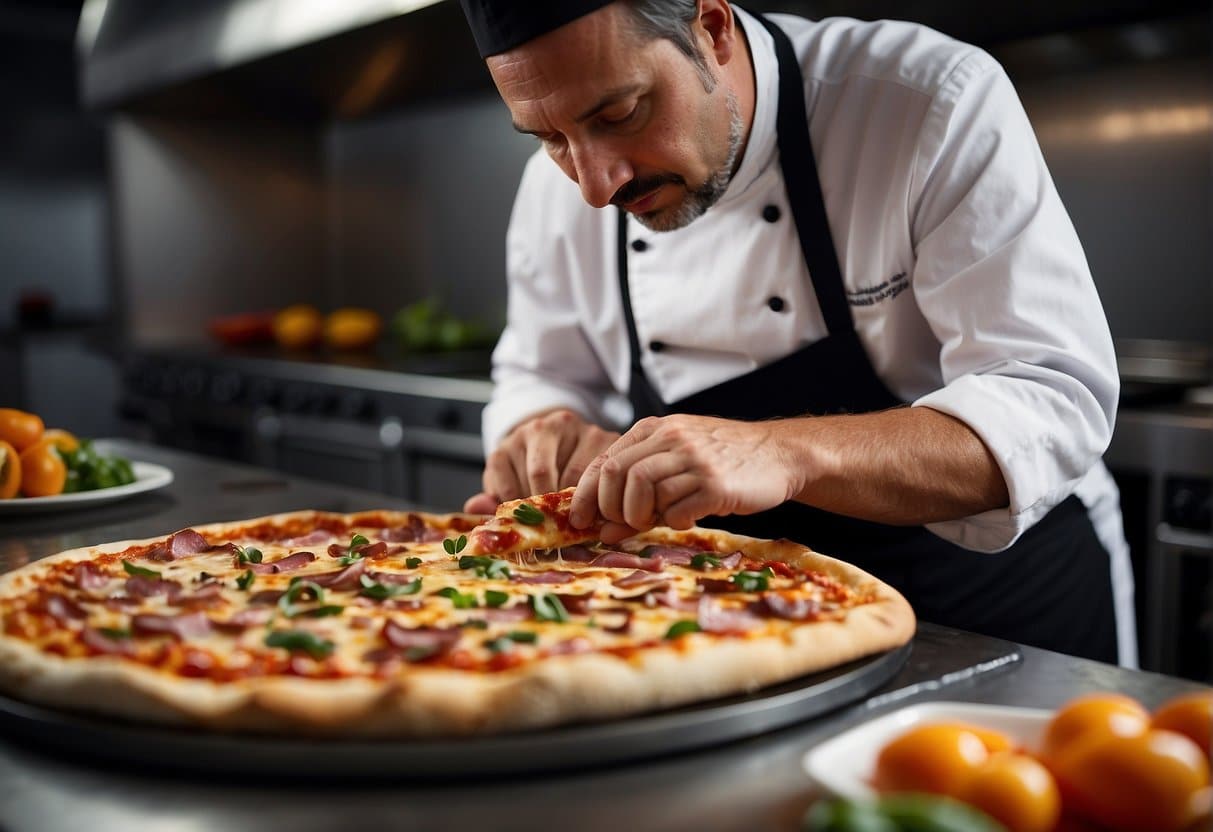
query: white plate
[
  {"left": 802, "top": 702, "right": 1051, "bottom": 800},
  {"left": 0, "top": 461, "right": 173, "bottom": 515}
]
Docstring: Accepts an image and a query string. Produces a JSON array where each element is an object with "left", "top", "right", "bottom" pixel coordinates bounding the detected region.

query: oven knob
[
  {"left": 210, "top": 372, "right": 243, "bottom": 403},
  {"left": 336, "top": 392, "right": 373, "bottom": 421},
  {"left": 281, "top": 384, "right": 312, "bottom": 413},
  {"left": 180, "top": 366, "right": 207, "bottom": 398},
  {"left": 247, "top": 378, "right": 280, "bottom": 407}
]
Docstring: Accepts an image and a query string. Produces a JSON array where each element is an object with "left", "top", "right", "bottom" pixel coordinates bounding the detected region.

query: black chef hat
[{"left": 458, "top": 0, "right": 616, "bottom": 58}]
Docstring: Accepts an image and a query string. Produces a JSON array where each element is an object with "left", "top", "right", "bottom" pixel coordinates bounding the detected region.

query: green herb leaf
[
  {"left": 236, "top": 569, "right": 256, "bottom": 591},
  {"left": 731, "top": 571, "right": 770, "bottom": 592},
  {"left": 690, "top": 553, "right": 722, "bottom": 570},
  {"left": 337, "top": 554, "right": 363, "bottom": 566},
  {"left": 350, "top": 534, "right": 369, "bottom": 548},
  {"left": 405, "top": 557, "right": 422, "bottom": 569},
  {"left": 462, "top": 618, "right": 489, "bottom": 629},
  {"left": 98, "top": 626, "right": 131, "bottom": 640},
  {"left": 236, "top": 546, "right": 263, "bottom": 565},
  {"left": 530, "top": 593, "right": 569, "bottom": 623},
  {"left": 484, "top": 589, "right": 509, "bottom": 608},
  {"left": 435, "top": 586, "right": 479, "bottom": 609},
  {"left": 264, "top": 629, "right": 334, "bottom": 660},
  {"left": 404, "top": 645, "right": 440, "bottom": 662},
  {"left": 278, "top": 580, "right": 325, "bottom": 618},
  {"left": 304, "top": 604, "right": 344, "bottom": 618},
  {"left": 505, "top": 630, "right": 538, "bottom": 644},
  {"left": 484, "top": 636, "right": 515, "bottom": 653},
  {"left": 665, "top": 620, "right": 701, "bottom": 639},
  {"left": 512, "top": 503, "right": 545, "bottom": 526},
  {"left": 443, "top": 534, "right": 468, "bottom": 555},
  {"left": 358, "top": 573, "right": 421, "bottom": 600},
  {"left": 122, "top": 561, "right": 160, "bottom": 578},
  {"left": 458, "top": 555, "right": 511, "bottom": 580}
]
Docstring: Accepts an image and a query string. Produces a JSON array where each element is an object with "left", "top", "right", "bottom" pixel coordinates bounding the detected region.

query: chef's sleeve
[{"left": 906, "top": 53, "right": 1120, "bottom": 552}]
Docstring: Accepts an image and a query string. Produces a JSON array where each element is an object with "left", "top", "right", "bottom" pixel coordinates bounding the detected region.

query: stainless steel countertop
[{"left": 1, "top": 441, "right": 1207, "bottom": 832}]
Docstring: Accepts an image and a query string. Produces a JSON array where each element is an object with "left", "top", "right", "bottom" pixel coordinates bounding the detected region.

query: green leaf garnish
[
  {"left": 278, "top": 580, "right": 325, "bottom": 618},
  {"left": 304, "top": 604, "right": 344, "bottom": 618},
  {"left": 690, "top": 553, "right": 722, "bottom": 569},
  {"left": 435, "top": 586, "right": 479, "bottom": 609},
  {"left": 458, "top": 555, "right": 511, "bottom": 579},
  {"left": 350, "top": 534, "right": 369, "bottom": 548},
  {"left": 462, "top": 619, "right": 489, "bottom": 629},
  {"left": 665, "top": 620, "right": 701, "bottom": 639},
  {"left": 98, "top": 627, "right": 131, "bottom": 640},
  {"left": 337, "top": 554, "right": 363, "bottom": 566},
  {"left": 506, "top": 630, "right": 537, "bottom": 644},
  {"left": 236, "top": 569, "right": 256, "bottom": 591},
  {"left": 405, "top": 557, "right": 422, "bottom": 569},
  {"left": 236, "top": 546, "right": 263, "bottom": 565},
  {"left": 443, "top": 534, "right": 468, "bottom": 555},
  {"left": 731, "top": 571, "right": 770, "bottom": 592},
  {"left": 264, "top": 629, "right": 334, "bottom": 659},
  {"left": 484, "top": 589, "right": 509, "bottom": 608},
  {"left": 530, "top": 593, "right": 569, "bottom": 623},
  {"left": 122, "top": 561, "right": 160, "bottom": 578},
  {"left": 512, "top": 503, "right": 545, "bottom": 526},
  {"left": 358, "top": 573, "right": 422, "bottom": 600},
  {"left": 339, "top": 534, "right": 370, "bottom": 564}
]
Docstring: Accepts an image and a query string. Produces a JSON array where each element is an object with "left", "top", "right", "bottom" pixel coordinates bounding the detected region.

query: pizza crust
[{"left": 0, "top": 514, "right": 915, "bottom": 737}]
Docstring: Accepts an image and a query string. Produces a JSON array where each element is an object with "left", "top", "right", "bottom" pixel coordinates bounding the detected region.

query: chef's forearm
[{"left": 781, "top": 406, "right": 1010, "bottom": 525}]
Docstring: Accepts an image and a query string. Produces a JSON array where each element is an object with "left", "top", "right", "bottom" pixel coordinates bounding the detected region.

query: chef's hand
[
  {"left": 569, "top": 415, "right": 798, "bottom": 542},
  {"left": 463, "top": 409, "right": 620, "bottom": 514}
]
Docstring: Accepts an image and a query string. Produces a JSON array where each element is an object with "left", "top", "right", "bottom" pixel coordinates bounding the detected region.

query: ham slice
[
  {"left": 590, "top": 551, "right": 665, "bottom": 572},
  {"left": 249, "top": 551, "right": 316, "bottom": 574},
  {"left": 382, "top": 620, "right": 461, "bottom": 654},
  {"left": 124, "top": 575, "right": 182, "bottom": 599},
  {"left": 511, "top": 570, "right": 576, "bottom": 585},
  {"left": 696, "top": 597, "right": 764, "bottom": 633},
  {"left": 308, "top": 558, "right": 367, "bottom": 590},
  {"left": 211, "top": 607, "right": 274, "bottom": 632},
  {"left": 148, "top": 529, "right": 212, "bottom": 562},
  {"left": 82, "top": 627, "right": 134, "bottom": 656},
  {"left": 72, "top": 562, "right": 110, "bottom": 592},
  {"left": 754, "top": 593, "right": 822, "bottom": 621},
  {"left": 132, "top": 611, "right": 212, "bottom": 640},
  {"left": 612, "top": 569, "right": 669, "bottom": 589},
  {"left": 45, "top": 594, "right": 87, "bottom": 622}
]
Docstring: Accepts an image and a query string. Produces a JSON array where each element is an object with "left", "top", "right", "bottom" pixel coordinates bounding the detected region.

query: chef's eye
[{"left": 600, "top": 103, "right": 639, "bottom": 126}]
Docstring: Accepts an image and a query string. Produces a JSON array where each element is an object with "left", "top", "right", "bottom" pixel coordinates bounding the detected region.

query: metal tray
[{"left": 0, "top": 643, "right": 910, "bottom": 780}]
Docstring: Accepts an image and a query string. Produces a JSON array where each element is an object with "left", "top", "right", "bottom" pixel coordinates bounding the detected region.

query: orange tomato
[
  {"left": 40, "top": 428, "right": 79, "bottom": 454},
  {"left": 19, "top": 439, "right": 66, "bottom": 498},
  {"left": 963, "top": 753, "right": 1060, "bottom": 832},
  {"left": 1050, "top": 728, "right": 1210, "bottom": 832},
  {"left": 0, "top": 440, "right": 20, "bottom": 498},
  {"left": 1152, "top": 691, "right": 1213, "bottom": 757},
  {"left": 1040, "top": 693, "right": 1149, "bottom": 761},
  {"left": 273, "top": 304, "right": 324, "bottom": 350},
  {"left": 0, "top": 408, "right": 44, "bottom": 452},
  {"left": 873, "top": 723, "right": 990, "bottom": 797}
]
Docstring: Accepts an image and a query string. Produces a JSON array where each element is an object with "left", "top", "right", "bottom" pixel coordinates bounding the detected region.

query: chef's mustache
[{"left": 611, "top": 174, "right": 684, "bottom": 208}]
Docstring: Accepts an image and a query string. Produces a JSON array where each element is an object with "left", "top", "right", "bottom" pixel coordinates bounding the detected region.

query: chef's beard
[{"left": 614, "top": 91, "right": 744, "bottom": 233}]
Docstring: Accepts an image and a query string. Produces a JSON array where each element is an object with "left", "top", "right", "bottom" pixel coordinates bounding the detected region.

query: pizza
[
  {"left": 467, "top": 487, "right": 605, "bottom": 556},
  {"left": 0, "top": 496, "right": 915, "bottom": 737}
]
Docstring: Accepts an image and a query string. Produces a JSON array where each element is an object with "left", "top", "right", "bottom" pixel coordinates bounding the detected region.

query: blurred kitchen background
[{"left": 0, "top": 0, "right": 1209, "bottom": 679}]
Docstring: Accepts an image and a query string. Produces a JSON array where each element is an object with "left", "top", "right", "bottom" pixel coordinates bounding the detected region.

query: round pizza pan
[{"left": 0, "top": 643, "right": 910, "bottom": 780}]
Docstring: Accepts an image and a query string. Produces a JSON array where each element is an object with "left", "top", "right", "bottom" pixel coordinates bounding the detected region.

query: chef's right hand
[{"left": 463, "top": 409, "right": 619, "bottom": 514}]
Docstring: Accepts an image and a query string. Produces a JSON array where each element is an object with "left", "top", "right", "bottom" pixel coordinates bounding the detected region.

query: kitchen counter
[{"left": 1, "top": 441, "right": 1207, "bottom": 832}]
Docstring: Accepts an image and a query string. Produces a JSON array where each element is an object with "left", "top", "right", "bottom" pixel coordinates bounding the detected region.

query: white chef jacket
[{"left": 482, "top": 9, "right": 1137, "bottom": 666}]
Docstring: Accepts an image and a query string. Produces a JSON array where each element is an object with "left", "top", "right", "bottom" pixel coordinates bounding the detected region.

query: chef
[{"left": 456, "top": 0, "right": 1136, "bottom": 666}]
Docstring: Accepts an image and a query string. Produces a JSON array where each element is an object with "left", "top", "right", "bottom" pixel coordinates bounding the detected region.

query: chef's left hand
[{"left": 569, "top": 415, "right": 798, "bottom": 542}]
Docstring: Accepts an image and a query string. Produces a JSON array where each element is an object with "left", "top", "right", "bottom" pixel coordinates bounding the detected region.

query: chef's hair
[{"left": 623, "top": 0, "right": 716, "bottom": 89}]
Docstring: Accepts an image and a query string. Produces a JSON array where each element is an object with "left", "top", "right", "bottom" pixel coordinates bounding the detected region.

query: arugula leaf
[
  {"left": 443, "top": 534, "right": 468, "bottom": 555},
  {"left": 358, "top": 573, "right": 422, "bottom": 600},
  {"left": 339, "top": 534, "right": 370, "bottom": 564},
  {"left": 505, "top": 630, "right": 537, "bottom": 644},
  {"left": 236, "top": 569, "right": 256, "bottom": 591},
  {"left": 236, "top": 546, "right": 263, "bottom": 565},
  {"left": 435, "top": 586, "right": 479, "bottom": 609},
  {"left": 278, "top": 580, "right": 325, "bottom": 618},
  {"left": 264, "top": 629, "right": 334, "bottom": 660},
  {"left": 530, "top": 593, "right": 569, "bottom": 623},
  {"left": 665, "top": 620, "right": 701, "bottom": 639},
  {"left": 303, "top": 604, "right": 345, "bottom": 618},
  {"left": 512, "top": 503, "right": 545, "bottom": 526},
  {"left": 484, "top": 630, "right": 538, "bottom": 653},
  {"left": 690, "top": 553, "right": 722, "bottom": 569},
  {"left": 122, "top": 561, "right": 160, "bottom": 578},
  {"left": 458, "top": 555, "right": 512, "bottom": 579},
  {"left": 405, "top": 557, "right": 422, "bottom": 569},
  {"left": 731, "top": 571, "right": 770, "bottom": 592},
  {"left": 484, "top": 589, "right": 509, "bottom": 608}
]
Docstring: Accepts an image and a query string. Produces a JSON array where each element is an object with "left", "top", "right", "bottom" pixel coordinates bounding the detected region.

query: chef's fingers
[
  {"left": 522, "top": 426, "right": 563, "bottom": 495},
  {"left": 483, "top": 443, "right": 525, "bottom": 503},
  {"left": 619, "top": 452, "right": 687, "bottom": 530},
  {"left": 652, "top": 474, "right": 702, "bottom": 528},
  {"left": 659, "top": 487, "right": 726, "bottom": 532},
  {"left": 598, "top": 521, "right": 642, "bottom": 545},
  {"left": 463, "top": 492, "right": 498, "bottom": 514},
  {"left": 560, "top": 426, "right": 618, "bottom": 489}
]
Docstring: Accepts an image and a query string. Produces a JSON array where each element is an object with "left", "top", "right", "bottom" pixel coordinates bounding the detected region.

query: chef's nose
[{"left": 570, "top": 141, "right": 631, "bottom": 209}]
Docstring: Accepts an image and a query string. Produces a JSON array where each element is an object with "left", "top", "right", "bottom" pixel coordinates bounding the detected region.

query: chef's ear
[{"left": 696, "top": 0, "right": 738, "bottom": 67}]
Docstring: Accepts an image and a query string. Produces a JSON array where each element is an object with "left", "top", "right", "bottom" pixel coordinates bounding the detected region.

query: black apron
[{"left": 616, "top": 13, "right": 1118, "bottom": 663}]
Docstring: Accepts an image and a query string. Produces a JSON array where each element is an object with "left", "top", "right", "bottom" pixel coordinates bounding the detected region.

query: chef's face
[{"left": 488, "top": 2, "right": 746, "bottom": 232}]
